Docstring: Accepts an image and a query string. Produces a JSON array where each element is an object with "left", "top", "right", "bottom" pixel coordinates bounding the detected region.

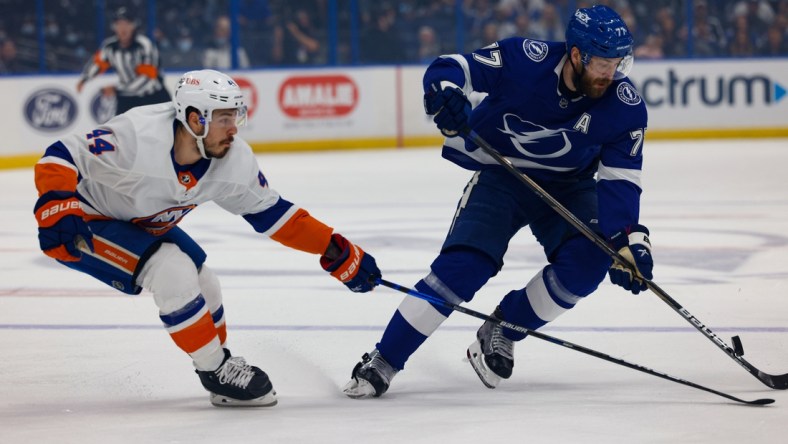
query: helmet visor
[
  {"left": 615, "top": 54, "right": 634, "bottom": 80},
  {"left": 583, "top": 54, "right": 634, "bottom": 80},
  {"left": 209, "top": 106, "right": 248, "bottom": 129},
  {"left": 235, "top": 105, "right": 248, "bottom": 127}
]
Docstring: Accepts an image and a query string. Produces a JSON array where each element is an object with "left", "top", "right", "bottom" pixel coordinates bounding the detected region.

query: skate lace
[
  {"left": 490, "top": 326, "right": 514, "bottom": 360},
  {"left": 216, "top": 356, "right": 254, "bottom": 389}
]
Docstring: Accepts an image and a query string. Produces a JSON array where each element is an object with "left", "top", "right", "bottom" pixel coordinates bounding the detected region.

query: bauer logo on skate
[
  {"left": 278, "top": 75, "right": 358, "bottom": 118},
  {"left": 131, "top": 205, "right": 197, "bottom": 235}
]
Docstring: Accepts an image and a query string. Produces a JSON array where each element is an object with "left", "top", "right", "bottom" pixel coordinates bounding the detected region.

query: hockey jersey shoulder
[
  {"left": 601, "top": 78, "right": 648, "bottom": 131},
  {"left": 36, "top": 103, "right": 174, "bottom": 197},
  {"left": 499, "top": 39, "right": 565, "bottom": 64},
  {"left": 492, "top": 39, "right": 566, "bottom": 87},
  {"left": 54, "top": 103, "right": 174, "bottom": 177},
  {"left": 513, "top": 38, "right": 564, "bottom": 64}
]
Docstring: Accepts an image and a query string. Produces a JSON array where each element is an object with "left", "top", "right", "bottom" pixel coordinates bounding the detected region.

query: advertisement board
[
  {"left": 2, "top": 59, "right": 787, "bottom": 167},
  {"left": 629, "top": 59, "right": 788, "bottom": 133}
]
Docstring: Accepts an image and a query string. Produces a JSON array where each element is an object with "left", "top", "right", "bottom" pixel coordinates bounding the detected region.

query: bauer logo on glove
[
  {"left": 34, "top": 191, "right": 94, "bottom": 262},
  {"left": 38, "top": 200, "right": 82, "bottom": 222},
  {"left": 320, "top": 233, "right": 381, "bottom": 293},
  {"left": 337, "top": 244, "right": 361, "bottom": 282}
]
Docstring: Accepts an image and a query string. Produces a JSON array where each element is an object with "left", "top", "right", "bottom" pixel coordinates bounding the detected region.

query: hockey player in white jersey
[{"left": 34, "top": 69, "right": 381, "bottom": 407}]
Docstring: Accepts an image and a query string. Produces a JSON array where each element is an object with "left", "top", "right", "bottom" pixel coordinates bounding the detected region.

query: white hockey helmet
[{"left": 173, "top": 69, "right": 247, "bottom": 158}]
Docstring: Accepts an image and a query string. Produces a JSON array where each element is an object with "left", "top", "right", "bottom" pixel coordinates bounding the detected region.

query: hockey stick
[
  {"left": 462, "top": 129, "right": 788, "bottom": 390},
  {"left": 377, "top": 278, "right": 773, "bottom": 406}
]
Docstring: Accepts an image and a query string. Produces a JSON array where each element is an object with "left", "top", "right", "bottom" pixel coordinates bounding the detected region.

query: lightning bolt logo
[{"left": 499, "top": 113, "right": 574, "bottom": 158}]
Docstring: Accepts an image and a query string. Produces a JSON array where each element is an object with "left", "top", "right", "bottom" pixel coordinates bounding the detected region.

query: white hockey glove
[{"left": 608, "top": 224, "right": 653, "bottom": 295}]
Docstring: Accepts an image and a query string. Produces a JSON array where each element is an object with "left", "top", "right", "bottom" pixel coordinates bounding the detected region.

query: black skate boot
[
  {"left": 196, "top": 349, "right": 277, "bottom": 407},
  {"left": 342, "top": 349, "right": 398, "bottom": 398},
  {"left": 467, "top": 306, "right": 515, "bottom": 388}
]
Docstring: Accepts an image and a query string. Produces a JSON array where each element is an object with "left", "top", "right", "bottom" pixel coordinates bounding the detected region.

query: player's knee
[
  {"left": 551, "top": 236, "right": 611, "bottom": 296},
  {"left": 137, "top": 243, "right": 201, "bottom": 313},
  {"left": 197, "top": 264, "right": 222, "bottom": 311},
  {"left": 426, "top": 247, "right": 498, "bottom": 303}
]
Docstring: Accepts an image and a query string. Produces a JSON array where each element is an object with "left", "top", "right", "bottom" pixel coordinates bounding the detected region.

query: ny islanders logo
[
  {"left": 499, "top": 114, "right": 574, "bottom": 158},
  {"left": 132, "top": 205, "right": 197, "bottom": 234}
]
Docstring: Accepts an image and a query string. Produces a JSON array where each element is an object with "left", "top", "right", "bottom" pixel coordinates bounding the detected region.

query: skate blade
[
  {"left": 467, "top": 341, "right": 500, "bottom": 389},
  {"left": 209, "top": 390, "right": 278, "bottom": 407},
  {"left": 342, "top": 378, "right": 377, "bottom": 399}
]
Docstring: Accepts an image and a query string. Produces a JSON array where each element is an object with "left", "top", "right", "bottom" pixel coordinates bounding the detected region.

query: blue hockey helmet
[{"left": 565, "top": 5, "right": 634, "bottom": 79}]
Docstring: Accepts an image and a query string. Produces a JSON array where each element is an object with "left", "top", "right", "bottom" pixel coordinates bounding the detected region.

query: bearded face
[
  {"left": 202, "top": 109, "right": 239, "bottom": 159},
  {"left": 570, "top": 51, "right": 622, "bottom": 99}
]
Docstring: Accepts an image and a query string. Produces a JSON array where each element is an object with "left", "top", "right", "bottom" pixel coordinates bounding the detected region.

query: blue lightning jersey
[{"left": 423, "top": 38, "right": 647, "bottom": 238}]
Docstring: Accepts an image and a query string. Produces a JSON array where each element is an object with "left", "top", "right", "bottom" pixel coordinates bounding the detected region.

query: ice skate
[
  {"left": 467, "top": 307, "right": 514, "bottom": 388},
  {"left": 196, "top": 349, "right": 277, "bottom": 407},
  {"left": 342, "top": 349, "right": 398, "bottom": 398}
]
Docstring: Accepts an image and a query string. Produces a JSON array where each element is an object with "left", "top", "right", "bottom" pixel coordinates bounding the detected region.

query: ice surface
[{"left": 2, "top": 140, "right": 787, "bottom": 443}]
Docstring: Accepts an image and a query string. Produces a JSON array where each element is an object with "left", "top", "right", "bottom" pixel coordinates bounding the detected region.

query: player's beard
[
  {"left": 580, "top": 72, "right": 612, "bottom": 98},
  {"left": 571, "top": 60, "right": 612, "bottom": 99},
  {"left": 578, "top": 70, "right": 612, "bottom": 98},
  {"left": 206, "top": 136, "right": 234, "bottom": 159}
]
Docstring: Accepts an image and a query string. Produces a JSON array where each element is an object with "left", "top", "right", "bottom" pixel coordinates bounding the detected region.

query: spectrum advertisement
[{"left": 1, "top": 59, "right": 786, "bottom": 164}]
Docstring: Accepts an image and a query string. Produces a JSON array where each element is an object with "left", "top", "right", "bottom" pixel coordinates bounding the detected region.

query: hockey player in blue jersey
[{"left": 343, "top": 5, "right": 653, "bottom": 397}]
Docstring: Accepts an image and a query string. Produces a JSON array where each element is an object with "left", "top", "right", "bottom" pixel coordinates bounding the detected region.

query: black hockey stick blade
[
  {"left": 732, "top": 336, "right": 744, "bottom": 356},
  {"left": 462, "top": 128, "right": 788, "bottom": 390},
  {"left": 376, "top": 279, "right": 774, "bottom": 406}
]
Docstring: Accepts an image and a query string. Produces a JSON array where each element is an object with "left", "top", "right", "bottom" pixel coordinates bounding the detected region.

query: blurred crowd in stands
[{"left": 1, "top": 0, "right": 787, "bottom": 75}]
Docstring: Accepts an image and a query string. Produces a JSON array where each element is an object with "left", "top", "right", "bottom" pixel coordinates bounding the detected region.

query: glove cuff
[
  {"left": 438, "top": 80, "right": 462, "bottom": 92},
  {"left": 34, "top": 192, "right": 85, "bottom": 228},
  {"left": 320, "top": 233, "right": 350, "bottom": 273},
  {"left": 610, "top": 224, "right": 650, "bottom": 251},
  {"left": 628, "top": 231, "right": 651, "bottom": 252},
  {"left": 34, "top": 190, "right": 77, "bottom": 212},
  {"left": 423, "top": 81, "right": 463, "bottom": 115},
  {"left": 321, "top": 237, "right": 365, "bottom": 283}
]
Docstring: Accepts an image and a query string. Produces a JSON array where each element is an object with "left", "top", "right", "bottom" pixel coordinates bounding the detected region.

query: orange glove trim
[
  {"left": 43, "top": 244, "right": 81, "bottom": 262},
  {"left": 329, "top": 243, "right": 365, "bottom": 283},
  {"left": 35, "top": 198, "right": 85, "bottom": 228}
]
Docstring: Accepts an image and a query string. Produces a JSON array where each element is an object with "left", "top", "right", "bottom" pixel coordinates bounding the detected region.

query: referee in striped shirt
[{"left": 76, "top": 7, "right": 171, "bottom": 115}]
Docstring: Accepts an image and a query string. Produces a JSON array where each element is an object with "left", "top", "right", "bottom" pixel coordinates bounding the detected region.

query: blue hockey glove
[
  {"left": 34, "top": 191, "right": 94, "bottom": 262},
  {"left": 423, "top": 82, "right": 471, "bottom": 138},
  {"left": 320, "top": 233, "right": 380, "bottom": 293},
  {"left": 608, "top": 224, "right": 653, "bottom": 295}
]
